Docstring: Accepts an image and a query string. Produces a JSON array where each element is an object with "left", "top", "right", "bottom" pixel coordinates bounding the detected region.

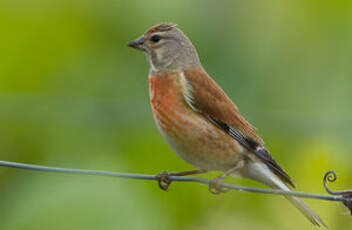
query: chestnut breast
[{"left": 149, "top": 71, "right": 245, "bottom": 171}]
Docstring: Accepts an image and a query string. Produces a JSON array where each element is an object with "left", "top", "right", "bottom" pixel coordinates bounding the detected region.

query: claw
[
  {"left": 156, "top": 171, "right": 172, "bottom": 191},
  {"left": 209, "top": 177, "right": 228, "bottom": 194}
]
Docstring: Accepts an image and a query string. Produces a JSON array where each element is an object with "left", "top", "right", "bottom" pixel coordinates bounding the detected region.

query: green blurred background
[{"left": 0, "top": 0, "right": 351, "bottom": 229}]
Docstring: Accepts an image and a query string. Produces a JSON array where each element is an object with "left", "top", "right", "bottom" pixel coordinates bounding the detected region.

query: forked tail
[{"left": 239, "top": 162, "right": 327, "bottom": 227}]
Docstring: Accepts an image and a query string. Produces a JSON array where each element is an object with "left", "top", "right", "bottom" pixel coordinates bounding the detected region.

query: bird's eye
[{"left": 150, "top": 35, "right": 161, "bottom": 43}]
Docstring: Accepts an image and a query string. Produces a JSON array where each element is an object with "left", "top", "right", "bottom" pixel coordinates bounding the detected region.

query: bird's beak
[{"left": 127, "top": 36, "right": 146, "bottom": 51}]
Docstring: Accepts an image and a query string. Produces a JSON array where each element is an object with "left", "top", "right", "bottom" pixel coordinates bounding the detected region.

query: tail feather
[
  {"left": 239, "top": 162, "right": 326, "bottom": 228},
  {"left": 286, "top": 194, "right": 326, "bottom": 227}
]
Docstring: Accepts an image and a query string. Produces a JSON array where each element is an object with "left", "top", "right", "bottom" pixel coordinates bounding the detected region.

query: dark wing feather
[
  {"left": 184, "top": 68, "right": 295, "bottom": 188},
  {"left": 207, "top": 116, "right": 295, "bottom": 188}
]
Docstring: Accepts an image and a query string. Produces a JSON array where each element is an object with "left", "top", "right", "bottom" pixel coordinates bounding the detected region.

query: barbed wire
[{"left": 0, "top": 160, "right": 351, "bottom": 215}]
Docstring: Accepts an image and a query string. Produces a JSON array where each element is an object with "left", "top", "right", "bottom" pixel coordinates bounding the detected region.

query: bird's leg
[
  {"left": 209, "top": 164, "right": 243, "bottom": 194},
  {"left": 156, "top": 169, "right": 207, "bottom": 191}
]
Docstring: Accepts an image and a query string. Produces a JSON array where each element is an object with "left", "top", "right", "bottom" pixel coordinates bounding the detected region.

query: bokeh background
[{"left": 0, "top": 0, "right": 351, "bottom": 229}]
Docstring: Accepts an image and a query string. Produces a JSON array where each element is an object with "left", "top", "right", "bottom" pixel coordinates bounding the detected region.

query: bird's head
[{"left": 128, "top": 23, "right": 201, "bottom": 73}]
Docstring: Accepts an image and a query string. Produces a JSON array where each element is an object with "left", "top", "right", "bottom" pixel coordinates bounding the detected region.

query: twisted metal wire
[
  {"left": 0, "top": 160, "right": 351, "bottom": 215},
  {"left": 323, "top": 170, "right": 352, "bottom": 215}
]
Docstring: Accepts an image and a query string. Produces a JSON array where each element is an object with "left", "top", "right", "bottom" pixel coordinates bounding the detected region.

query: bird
[{"left": 128, "top": 23, "right": 325, "bottom": 227}]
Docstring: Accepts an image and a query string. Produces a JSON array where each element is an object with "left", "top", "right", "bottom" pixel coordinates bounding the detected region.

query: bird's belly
[
  {"left": 151, "top": 105, "right": 245, "bottom": 171},
  {"left": 149, "top": 73, "right": 245, "bottom": 171}
]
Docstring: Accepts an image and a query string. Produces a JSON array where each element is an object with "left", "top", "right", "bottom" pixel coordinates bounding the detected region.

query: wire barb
[{"left": 323, "top": 170, "right": 352, "bottom": 215}]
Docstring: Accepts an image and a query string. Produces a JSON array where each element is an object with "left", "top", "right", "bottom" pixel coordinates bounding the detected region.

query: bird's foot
[
  {"left": 156, "top": 171, "right": 172, "bottom": 191},
  {"left": 156, "top": 169, "right": 207, "bottom": 191},
  {"left": 209, "top": 177, "right": 228, "bottom": 194}
]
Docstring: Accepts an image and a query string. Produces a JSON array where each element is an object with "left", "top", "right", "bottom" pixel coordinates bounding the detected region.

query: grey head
[{"left": 128, "top": 23, "right": 201, "bottom": 74}]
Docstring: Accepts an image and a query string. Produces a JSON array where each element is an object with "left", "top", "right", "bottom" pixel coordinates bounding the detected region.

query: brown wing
[{"left": 183, "top": 68, "right": 295, "bottom": 187}]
